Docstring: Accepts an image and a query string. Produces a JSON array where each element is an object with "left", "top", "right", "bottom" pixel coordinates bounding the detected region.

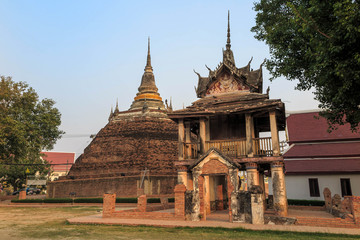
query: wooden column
[
  {"left": 199, "top": 118, "right": 206, "bottom": 154},
  {"left": 185, "top": 121, "right": 191, "bottom": 158},
  {"left": 269, "top": 111, "right": 280, "bottom": 156},
  {"left": 205, "top": 118, "right": 210, "bottom": 141},
  {"left": 178, "top": 119, "right": 185, "bottom": 160},
  {"left": 245, "top": 113, "right": 254, "bottom": 157}
]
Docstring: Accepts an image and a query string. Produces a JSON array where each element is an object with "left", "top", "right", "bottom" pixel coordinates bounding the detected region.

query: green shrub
[
  {"left": 116, "top": 198, "right": 137, "bottom": 203},
  {"left": 11, "top": 199, "right": 44, "bottom": 203},
  {"left": 287, "top": 199, "right": 325, "bottom": 206},
  {"left": 74, "top": 198, "right": 103, "bottom": 203},
  {"left": 147, "top": 198, "right": 161, "bottom": 203},
  {"left": 43, "top": 198, "right": 73, "bottom": 203}
]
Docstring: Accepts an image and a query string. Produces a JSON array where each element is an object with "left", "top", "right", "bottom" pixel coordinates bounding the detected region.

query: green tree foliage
[
  {"left": 252, "top": 0, "right": 360, "bottom": 130},
  {"left": 0, "top": 76, "right": 63, "bottom": 190}
]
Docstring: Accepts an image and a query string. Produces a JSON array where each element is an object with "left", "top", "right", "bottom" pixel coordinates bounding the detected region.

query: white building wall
[{"left": 268, "top": 174, "right": 360, "bottom": 200}]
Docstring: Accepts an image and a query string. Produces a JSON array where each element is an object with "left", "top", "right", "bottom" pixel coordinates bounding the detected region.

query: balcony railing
[
  {"left": 205, "top": 139, "right": 247, "bottom": 157},
  {"left": 183, "top": 142, "right": 199, "bottom": 160},
  {"left": 252, "top": 137, "right": 273, "bottom": 156},
  {"left": 182, "top": 137, "right": 274, "bottom": 159}
]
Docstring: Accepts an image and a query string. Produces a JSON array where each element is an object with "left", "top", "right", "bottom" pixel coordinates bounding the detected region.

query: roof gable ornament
[{"left": 194, "top": 12, "right": 265, "bottom": 98}]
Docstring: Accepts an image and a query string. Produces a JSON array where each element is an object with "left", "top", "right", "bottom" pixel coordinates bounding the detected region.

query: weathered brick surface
[
  {"left": 137, "top": 195, "right": 147, "bottom": 212},
  {"left": 47, "top": 117, "right": 178, "bottom": 198},
  {"left": 19, "top": 191, "right": 26, "bottom": 200},
  {"left": 68, "top": 118, "right": 178, "bottom": 177},
  {"left": 351, "top": 196, "right": 360, "bottom": 225},
  {"left": 198, "top": 176, "right": 206, "bottom": 221},
  {"left": 103, "top": 193, "right": 116, "bottom": 218},
  {"left": 296, "top": 216, "right": 357, "bottom": 228},
  {"left": 202, "top": 160, "right": 228, "bottom": 175},
  {"left": 48, "top": 175, "right": 176, "bottom": 198},
  {"left": 216, "top": 185, "right": 224, "bottom": 211},
  {"left": 174, "top": 184, "right": 186, "bottom": 219}
]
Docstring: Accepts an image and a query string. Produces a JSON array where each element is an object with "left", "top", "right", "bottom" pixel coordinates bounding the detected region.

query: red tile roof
[
  {"left": 284, "top": 142, "right": 360, "bottom": 158},
  {"left": 287, "top": 112, "right": 360, "bottom": 144},
  {"left": 41, "top": 152, "right": 75, "bottom": 172},
  {"left": 285, "top": 158, "right": 360, "bottom": 174}
]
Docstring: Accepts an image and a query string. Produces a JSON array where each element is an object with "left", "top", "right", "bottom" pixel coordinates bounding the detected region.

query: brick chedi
[{"left": 47, "top": 39, "right": 178, "bottom": 198}]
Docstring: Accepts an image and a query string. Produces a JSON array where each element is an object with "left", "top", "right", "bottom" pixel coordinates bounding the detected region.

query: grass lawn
[{"left": 0, "top": 207, "right": 359, "bottom": 240}]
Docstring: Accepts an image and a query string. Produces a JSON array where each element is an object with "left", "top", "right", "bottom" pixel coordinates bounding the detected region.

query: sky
[{"left": 0, "top": 1, "right": 319, "bottom": 158}]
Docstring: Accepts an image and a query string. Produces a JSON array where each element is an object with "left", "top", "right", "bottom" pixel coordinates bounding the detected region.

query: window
[
  {"left": 308, "top": 178, "right": 320, "bottom": 197},
  {"left": 340, "top": 178, "right": 352, "bottom": 197}
]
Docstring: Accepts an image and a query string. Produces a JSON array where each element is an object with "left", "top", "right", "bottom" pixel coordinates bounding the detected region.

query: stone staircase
[{"left": 296, "top": 216, "right": 358, "bottom": 228}]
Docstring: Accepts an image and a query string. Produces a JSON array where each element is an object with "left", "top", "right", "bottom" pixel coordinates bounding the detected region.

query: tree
[
  {"left": 252, "top": 0, "right": 360, "bottom": 130},
  {"left": 0, "top": 76, "right": 63, "bottom": 190}
]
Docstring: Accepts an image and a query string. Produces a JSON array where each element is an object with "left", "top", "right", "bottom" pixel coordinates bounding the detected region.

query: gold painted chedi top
[{"left": 129, "top": 37, "right": 166, "bottom": 111}]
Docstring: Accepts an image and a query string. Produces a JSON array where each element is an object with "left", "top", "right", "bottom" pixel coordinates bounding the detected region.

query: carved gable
[
  {"left": 206, "top": 71, "right": 249, "bottom": 96},
  {"left": 191, "top": 149, "right": 237, "bottom": 173}
]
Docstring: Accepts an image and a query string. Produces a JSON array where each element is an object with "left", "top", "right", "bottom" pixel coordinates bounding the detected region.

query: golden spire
[{"left": 129, "top": 38, "right": 165, "bottom": 111}]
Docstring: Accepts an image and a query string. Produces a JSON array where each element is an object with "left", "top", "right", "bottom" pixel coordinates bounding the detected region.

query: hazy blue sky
[{"left": 0, "top": 1, "right": 319, "bottom": 157}]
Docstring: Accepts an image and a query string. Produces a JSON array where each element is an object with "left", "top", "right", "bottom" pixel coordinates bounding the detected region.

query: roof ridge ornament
[
  {"left": 115, "top": 99, "right": 119, "bottom": 113},
  {"left": 223, "top": 11, "right": 235, "bottom": 65},
  {"left": 226, "top": 10, "right": 231, "bottom": 50}
]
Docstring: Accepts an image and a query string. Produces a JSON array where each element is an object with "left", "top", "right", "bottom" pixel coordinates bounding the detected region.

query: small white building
[{"left": 282, "top": 110, "right": 360, "bottom": 200}]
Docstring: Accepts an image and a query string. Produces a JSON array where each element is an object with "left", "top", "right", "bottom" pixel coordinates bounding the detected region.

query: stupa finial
[{"left": 145, "top": 37, "right": 152, "bottom": 72}]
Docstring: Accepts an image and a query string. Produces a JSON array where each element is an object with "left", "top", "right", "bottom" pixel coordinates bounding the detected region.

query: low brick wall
[
  {"left": 103, "top": 184, "right": 186, "bottom": 221},
  {"left": 351, "top": 196, "right": 360, "bottom": 225},
  {"left": 19, "top": 191, "right": 26, "bottom": 200},
  {"left": 47, "top": 175, "right": 176, "bottom": 198}
]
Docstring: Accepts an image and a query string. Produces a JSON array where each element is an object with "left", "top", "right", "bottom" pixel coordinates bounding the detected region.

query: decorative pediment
[
  {"left": 190, "top": 147, "right": 238, "bottom": 172},
  {"left": 206, "top": 71, "right": 249, "bottom": 96}
]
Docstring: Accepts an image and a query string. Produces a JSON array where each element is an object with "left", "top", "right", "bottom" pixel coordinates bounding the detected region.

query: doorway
[{"left": 207, "top": 175, "right": 228, "bottom": 212}]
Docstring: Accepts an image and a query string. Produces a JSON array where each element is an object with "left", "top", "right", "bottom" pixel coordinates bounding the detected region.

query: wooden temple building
[
  {"left": 168, "top": 13, "right": 288, "bottom": 220},
  {"left": 47, "top": 39, "right": 178, "bottom": 198}
]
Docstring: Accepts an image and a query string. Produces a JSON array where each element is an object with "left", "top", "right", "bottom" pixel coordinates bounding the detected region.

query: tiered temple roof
[
  {"left": 194, "top": 12, "right": 264, "bottom": 98},
  {"left": 170, "top": 12, "right": 284, "bottom": 127}
]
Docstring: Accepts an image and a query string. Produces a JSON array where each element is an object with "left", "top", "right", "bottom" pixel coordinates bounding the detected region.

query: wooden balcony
[
  {"left": 183, "top": 142, "right": 199, "bottom": 160},
  {"left": 252, "top": 137, "right": 273, "bottom": 157},
  {"left": 181, "top": 137, "right": 274, "bottom": 159}
]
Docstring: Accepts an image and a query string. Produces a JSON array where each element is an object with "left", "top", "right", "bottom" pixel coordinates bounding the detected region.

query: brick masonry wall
[
  {"left": 103, "top": 193, "right": 116, "bottom": 218},
  {"left": 47, "top": 176, "right": 176, "bottom": 198},
  {"left": 351, "top": 196, "right": 360, "bottom": 224},
  {"left": 19, "top": 191, "right": 26, "bottom": 200},
  {"left": 174, "top": 184, "right": 186, "bottom": 219},
  {"left": 202, "top": 160, "right": 228, "bottom": 175},
  {"left": 137, "top": 195, "right": 147, "bottom": 212},
  {"left": 67, "top": 118, "right": 178, "bottom": 178}
]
